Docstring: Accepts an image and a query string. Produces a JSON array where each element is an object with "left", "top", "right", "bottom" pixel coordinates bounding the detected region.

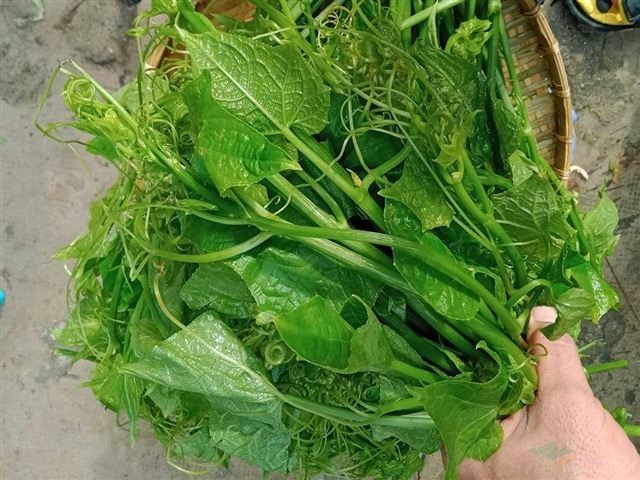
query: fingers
[
  {"left": 458, "top": 458, "right": 486, "bottom": 480},
  {"left": 499, "top": 408, "right": 525, "bottom": 439},
  {"left": 527, "top": 306, "right": 592, "bottom": 397}
]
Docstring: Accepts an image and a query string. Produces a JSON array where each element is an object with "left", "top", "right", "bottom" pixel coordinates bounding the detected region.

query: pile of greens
[{"left": 39, "top": 0, "right": 630, "bottom": 478}]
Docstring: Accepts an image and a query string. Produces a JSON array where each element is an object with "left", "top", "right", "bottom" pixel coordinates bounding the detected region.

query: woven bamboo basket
[
  {"left": 506, "top": 0, "right": 573, "bottom": 182},
  {"left": 148, "top": 0, "right": 573, "bottom": 181}
]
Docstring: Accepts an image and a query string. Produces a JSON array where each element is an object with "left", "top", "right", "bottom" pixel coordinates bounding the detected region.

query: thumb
[{"left": 527, "top": 306, "right": 591, "bottom": 398}]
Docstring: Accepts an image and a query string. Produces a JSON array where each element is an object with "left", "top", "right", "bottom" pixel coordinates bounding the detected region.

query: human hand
[{"left": 459, "top": 306, "right": 640, "bottom": 480}]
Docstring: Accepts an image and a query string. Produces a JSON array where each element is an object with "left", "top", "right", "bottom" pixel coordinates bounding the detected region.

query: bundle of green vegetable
[{"left": 38, "top": 0, "right": 630, "bottom": 478}]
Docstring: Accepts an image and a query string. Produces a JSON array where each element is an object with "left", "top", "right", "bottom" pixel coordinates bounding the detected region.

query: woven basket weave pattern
[{"left": 512, "top": 0, "right": 573, "bottom": 180}]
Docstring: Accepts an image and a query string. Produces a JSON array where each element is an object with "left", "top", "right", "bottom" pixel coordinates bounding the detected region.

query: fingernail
[{"left": 531, "top": 307, "right": 556, "bottom": 325}]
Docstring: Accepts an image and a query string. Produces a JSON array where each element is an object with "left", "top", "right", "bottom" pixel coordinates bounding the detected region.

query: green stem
[
  {"left": 462, "top": 151, "right": 493, "bottom": 213},
  {"left": 139, "top": 271, "right": 174, "bottom": 339},
  {"left": 381, "top": 311, "right": 457, "bottom": 372},
  {"left": 441, "top": 8, "right": 456, "bottom": 38},
  {"left": 465, "top": 316, "right": 536, "bottom": 385},
  {"left": 107, "top": 266, "right": 125, "bottom": 350},
  {"left": 293, "top": 171, "right": 348, "bottom": 224},
  {"left": 406, "top": 295, "right": 481, "bottom": 359},
  {"left": 505, "top": 279, "right": 553, "bottom": 310},
  {"left": 282, "top": 394, "right": 435, "bottom": 429},
  {"left": 390, "top": 359, "right": 442, "bottom": 384},
  {"left": 245, "top": 215, "right": 522, "bottom": 339},
  {"left": 390, "top": 0, "right": 399, "bottom": 18},
  {"left": 585, "top": 360, "right": 628, "bottom": 375},
  {"left": 140, "top": 232, "right": 272, "bottom": 263},
  {"left": 360, "top": 144, "right": 412, "bottom": 190},
  {"left": 466, "top": 0, "right": 477, "bottom": 19},
  {"left": 495, "top": 16, "right": 596, "bottom": 267},
  {"left": 286, "top": 127, "right": 387, "bottom": 230},
  {"left": 176, "top": 0, "right": 216, "bottom": 34},
  {"left": 624, "top": 424, "right": 640, "bottom": 437},
  {"left": 301, "top": 1, "right": 345, "bottom": 39},
  {"left": 486, "top": 8, "right": 500, "bottom": 94},
  {"left": 153, "top": 273, "right": 186, "bottom": 330},
  {"left": 479, "top": 301, "right": 495, "bottom": 322},
  {"left": 268, "top": 174, "right": 391, "bottom": 266},
  {"left": 477, "top": 170, "right": 513, "bottom": 190},
  {"left": 236, "top": 195, "right": 481, "bottom": 358},
  {"left": 375, "top": 397, "right": 423, "bottom": 415},
  {"left": 400, "top": 0, "right": 466, "bottom": 30},
  {"left": 397, "top": 0, "right": 413, "bottom": 49},
  {"left": 453, "top": 181, "right": 528, "bottom": 290},
  {"left": 279, "top": 0, "right": 296, "bottom": 22}
]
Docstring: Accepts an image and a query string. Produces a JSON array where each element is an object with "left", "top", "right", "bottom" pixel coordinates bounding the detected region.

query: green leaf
[
  {"left": 129, "top": 312, "right": 168, "bottom": 359},
  {"left": 342, "top": 130, "right": 404, "bottom": 171},
  {"left": 230, "top": 240, "right": 380, "bottom": 316},
  {"left": 169, "top": 428, "right": 226, "bottom": 464},
  {"left": 492, "top": 98, "right": 525, "bottom": 159},
  {"left": 371, "top": 423, "right": 441, "bottom": 454},
  {"left": 208, "top": 408, "right": 296, "bottom": 473},
  {"left": 150, "top": 0, "right": 179, "bottom": 16},
  {"left": 379, "top": 154, "right": 453, "bottom": 231},
  {"left": 241, "top": 183, "right": 270, "bottom": 206},
  {"left": 321, "top": 92, "right": 351, "bottom": 144},
  {"left": 611, "top": 406, "right": 628, "bottom": 426},
  {"left": 275, "top": 296, "right": 393, "bottom": 374},
  {"left": 467, "top": 423, "right": 503, "bottom": 461},
  {"left": 507, "top": 150, "right": 536, "bottom": 187},
  {"left": 493, "top": 175, "right": 575, "bottom": 269},
  {"left": 86, "top": 136, "right": 118, "bottom": 160},
  {"left": 147, "top": 384, "right": 181, "bottom": 418},
  {"left": 340, "top": 296, "right": 369, "bottom": 329},
  {"left": 54, "top": 196, "right": 117, "bottom": 261},
  {"left": 123, "top": 312, "right": 280, "bottom": 409},
  {"left": 542, "top": 286, "right": 598, "bottom": 340},
  {"left": 382, "top": 326, "right": 424, "bottom": 368},
  {"left": 275, "top": 296, "right": 354, "bottom": 370},
  {"left": 410, "top": 45, "right": 494, "bottom": 167},
  {"left": 566, "top": 252, "right": 619, "bottom": 323},
  {"left": 347, "top": 300, "right": 394, "bottom": 373},
  {"left": 410, "top": 369, "right": 508, "bottom": 480},
  {"left": 183, "top": 72, "right": 299, "bottom": 193},
  {"left": 182, "top": 29, "right": 330, "bottom": 135},
  {"left": 180, "top": 263, "right": 255, "bottom": 317},
  {"left": 89, "top": 354, "right": 144, "bottom": 446},
  {"left": 583, "top": 191, "right": 619, "bottom": 266},
  {"left": 385, "top": 200, "right": 480, "bottom": 320},
  {"left": 182, "top": 216, "right": 260, "bottom": 253},
  {"left": 56, "top": 296, "right": 111, "bottom": 354}
]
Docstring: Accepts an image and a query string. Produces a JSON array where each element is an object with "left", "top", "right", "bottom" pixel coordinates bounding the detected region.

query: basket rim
[{"left": 516, "top": 0, "right": 573, "bottom": 181}]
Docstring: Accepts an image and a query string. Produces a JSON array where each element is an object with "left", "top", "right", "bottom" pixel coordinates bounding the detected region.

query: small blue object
[{"left": 0, "top": 289, "right": 5, "bottom": 307}]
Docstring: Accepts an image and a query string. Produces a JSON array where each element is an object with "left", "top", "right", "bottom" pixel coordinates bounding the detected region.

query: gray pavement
[{"left": 0, "top": 1, "right": 638, "bottom": 479}]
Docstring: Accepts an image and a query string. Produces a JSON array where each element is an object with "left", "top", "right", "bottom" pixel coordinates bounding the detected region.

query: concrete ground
[{"left": 0, "top": 1, "right": 637, "bottom": 479}]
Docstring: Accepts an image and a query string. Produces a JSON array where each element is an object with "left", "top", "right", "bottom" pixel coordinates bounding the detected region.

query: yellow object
[{"left": 575, "top": 0, "right": 633, "bottom": 25}]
